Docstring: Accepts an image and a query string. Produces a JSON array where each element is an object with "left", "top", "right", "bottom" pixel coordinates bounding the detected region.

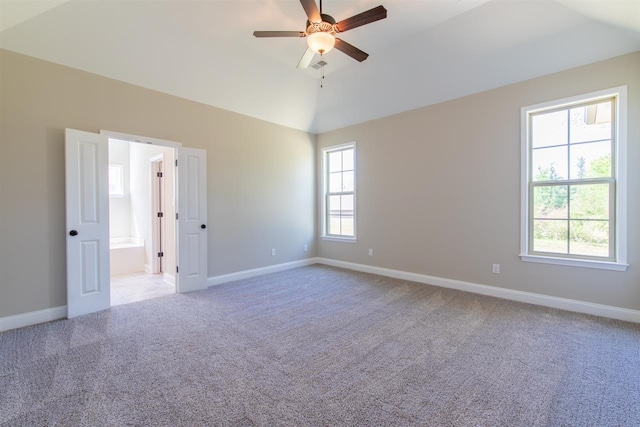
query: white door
[
  {"left": 177, "top": 147, "right": 208, "bottom": 293},
  {"left": 65, "top": 129, "right": 110, "bottom": 318}
]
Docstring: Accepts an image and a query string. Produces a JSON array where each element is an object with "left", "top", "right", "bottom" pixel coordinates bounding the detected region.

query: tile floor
[{"left": 111, "top": 273, "right": 175, "bottom": 306}]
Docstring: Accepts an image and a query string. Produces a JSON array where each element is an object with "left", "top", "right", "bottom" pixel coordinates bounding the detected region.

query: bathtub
[{"left": 110, "top": 237, "right": 145, "bottom": 277}]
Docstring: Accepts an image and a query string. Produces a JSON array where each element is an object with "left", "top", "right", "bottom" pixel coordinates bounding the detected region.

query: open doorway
[
  {"left": 65, "top": 128, "right": 208, "bottom": 318},
  {"left": 108, "top": 138, "right": 176, "bottom": 305}
]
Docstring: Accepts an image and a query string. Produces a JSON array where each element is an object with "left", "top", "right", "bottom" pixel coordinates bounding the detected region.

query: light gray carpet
[{"left": 1, "top": 264, "right": 639, "bottom": 426}]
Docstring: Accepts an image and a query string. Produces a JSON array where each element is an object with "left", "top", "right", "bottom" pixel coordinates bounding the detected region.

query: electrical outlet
[
  {"left": 271, "top": 248, "right": 276, "bottom": 256},
  {"left": 304, "top": 244, "right": 308, "bottom": 252},
  {"left": 492, "top": 264, "right": 500, "bottom": 274},
  {"left": 368, "top": 248, "right": 374, "bottom": 256}
]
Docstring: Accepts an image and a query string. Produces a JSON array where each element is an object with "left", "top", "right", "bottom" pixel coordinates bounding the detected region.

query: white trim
[
  {"left": 100, "top": 130, "right": 181, "bottom": 148},
  {"left": 0, "top": 306, "right": 67, "bottom": 332},
  {"left": 316, "top": 258, "right": 640, "bottom": 323},
  {"left": 321, "top": 142, "right": 357, "bottom": 240},
  {"left": 519, "top": 254, "right": 628, "bottom": 271},
  {"left": 207, "top": 258, "right": 319, "bottom": 287},
  {"left": 5, "top": 258, "right": 639, "bottom": 332},
  {"left": 321, "top": 236, "right": 358, "bottom": 243},
  {"left": 150, "top": 155, "right": 164, "bottom": 275},
  {"left": 322, "top": 141, "right": 355, "bottom": 152},
  {"left": 520, "top": 86, "right": 628, "bottom": 270},
  {"left": 615, "top": 86, "right": 628, "bottom": 265}
]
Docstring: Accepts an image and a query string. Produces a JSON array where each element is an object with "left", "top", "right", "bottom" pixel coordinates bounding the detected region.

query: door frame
[
  {"left": 100, "top": 130, "right": 181, "bottom": 293},
  {"left": 150, "top": 154, "right": 165, "bottom": 275},
  {"left": 67, "top": 128, "right": 208, "bottom": 318},
  {"left": 101, "top": 130, "right": 207, "bottom": 294}
]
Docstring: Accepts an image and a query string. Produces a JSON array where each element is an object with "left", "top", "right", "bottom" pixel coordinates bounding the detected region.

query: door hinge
[
  {"left": 176, "top": 266, "right": 179, "bottom": 273},
  {"left": 176, "top": 213, "right": 179, "bottom": 220},
  {"left": 158, "top": 252, "right": 164, "bottom": 258},
  {"left": 157, "top": 172, "right": 163, "bottom": 178},
  {"left": 175, "top": 159, "right": 178, "bottom": 167},
  {"left": 157, "top": 212, "right": 163, "bottom": 218}
]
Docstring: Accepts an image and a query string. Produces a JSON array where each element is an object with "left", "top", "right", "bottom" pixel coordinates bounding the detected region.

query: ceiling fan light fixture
[{"left": 307, "top": 31, "right": 335, "bottom": 54}]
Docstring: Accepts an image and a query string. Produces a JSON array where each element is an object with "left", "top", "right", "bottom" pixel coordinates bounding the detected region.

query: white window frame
[
  {"left": 520, "top": 86, "right": 628, "bottom": 271},
  {"left": 108, "top": 164, "right": 124, "bottom": 198},
  {"left": 322, "top": 142, "right": 357, "bottom": 242}
]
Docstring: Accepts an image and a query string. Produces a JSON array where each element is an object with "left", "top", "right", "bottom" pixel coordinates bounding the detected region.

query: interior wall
[
  {"left": 0, "top": 49, "right": 316, "bottom": 318},
  {"left": 108, "top": 139, "right": 132, "bottom": 239},
  {"left": 317, "top": 51, "right": 640, "bottom": 311}
]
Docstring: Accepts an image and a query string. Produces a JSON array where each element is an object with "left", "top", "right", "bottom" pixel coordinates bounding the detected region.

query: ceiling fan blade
[
  {"left": 335, "top": 38, "right": 369, "bottom": 62},
  {"left": 336, "top": 5, "right": 387, "bottom": 33},
  {"left": 297, "top": 48, "right": 316, "bottom": 69},
  {"left": 253, "top": 31, "right": 305, "bottom": 38},
  {"left": 300, "top": 0, "right": 321, "bottom": 23}
]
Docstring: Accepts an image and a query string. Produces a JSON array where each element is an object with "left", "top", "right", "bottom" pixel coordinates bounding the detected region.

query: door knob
[
  {"left": 201, "top": 224, "right": 206, "bottom": 229},
  {"left": 69, "top": 230, "right": 78, "bottom": 236}
]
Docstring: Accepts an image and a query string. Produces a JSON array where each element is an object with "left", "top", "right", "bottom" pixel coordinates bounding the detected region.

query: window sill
[
  {"left": 322, "top": 236, "right": 357, "bottom": 243},
  {"left": 520, "top": 254, "right": 628, "bottom": 271}
]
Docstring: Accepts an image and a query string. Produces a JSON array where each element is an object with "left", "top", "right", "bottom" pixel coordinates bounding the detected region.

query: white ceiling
[{"left": 1, "top": 0, "right": 639, "bottom": 134}]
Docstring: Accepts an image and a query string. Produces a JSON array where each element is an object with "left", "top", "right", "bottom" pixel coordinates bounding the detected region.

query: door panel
[
  {"left": 65, "top": 129, "right": 110, "bottom": 317},
  {"left": 177, "top": 147, "right": 207, "bottom": 293}
]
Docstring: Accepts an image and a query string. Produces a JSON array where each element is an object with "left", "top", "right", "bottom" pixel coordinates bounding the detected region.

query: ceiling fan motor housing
[{"left": 306, "top": 14, "right": 338, "bottom": 36}]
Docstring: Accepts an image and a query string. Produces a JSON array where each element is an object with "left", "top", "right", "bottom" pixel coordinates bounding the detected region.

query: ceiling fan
[{"left": 253, "top": 0, "right": 388, "bottom": 69}]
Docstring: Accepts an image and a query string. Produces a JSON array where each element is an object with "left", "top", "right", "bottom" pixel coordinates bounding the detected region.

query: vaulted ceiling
[{"left": 1, "top": 0, "right": 639, "bottom": 134}]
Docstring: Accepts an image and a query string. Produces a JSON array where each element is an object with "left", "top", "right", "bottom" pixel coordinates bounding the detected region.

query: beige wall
[
  {"left": 1, "top": 48, "right": 638, "bottom": 320},
  {"left": 0, "top": 49, "right": 316, "bottom": 318},
  {"left": 317, "top": 52, "right": 640, "bottom": 311}
]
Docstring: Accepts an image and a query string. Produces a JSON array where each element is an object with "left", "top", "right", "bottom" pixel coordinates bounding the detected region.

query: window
[
  {"left": 323, "top": 143, "right": 356, "bottom": 240},
  {"left": 109, "top": 164, "right": 124, "bottom": 197},
  {"left": 521, "top": 87, "right": 627, "bottom": 271}
]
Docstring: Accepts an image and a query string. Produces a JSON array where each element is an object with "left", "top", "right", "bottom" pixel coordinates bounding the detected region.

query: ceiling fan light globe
[{"left": 307, "top": 31, "right": 335, "bottom": 54}]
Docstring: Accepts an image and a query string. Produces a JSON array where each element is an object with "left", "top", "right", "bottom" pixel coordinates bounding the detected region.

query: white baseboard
[
  {"left": 0, "top": 306, "right": 67, "bottom": 332},
  {"left": 4, "top": 257, "right": 637, "bottom": 333},
  {"left": 316, "top": 258, "right": 640, "bottom": 323},
  {"left": 207, "top": 258, "right": 319, "bottom": 287}
]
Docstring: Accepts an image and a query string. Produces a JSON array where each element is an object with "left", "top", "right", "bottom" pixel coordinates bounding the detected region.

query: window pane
[
  {"left": 569, "top": 141, "right": 611, "bottom": 179},
  {"left": 532, "top": 146, "right": 568, "bottom": 182},
  {"left": 341, "top": 194, "right": 354, "bottom": 214},
  {"left": 533, "top": 185, "right": 568, "bottom": 219},
  {"left": 329, "top": 151, "right": 342, "bottom": 173},
  {"left": 329, "top": 172, "right": 342, "bottom": 193},
  {"left": 533, "top": 220, "right": 568, "bottom": 254},
  {"left": 342, "top": 148, "right": 354, "bottom": 171},
  {"left": 329, "top": 194, "right": 341, "bottom": 213},
  {"left": 329, "top": 216, "right": 341, "bottom": 235},
  {"left": 341, "top": 216, "right": 354, "bottom": 237},
  {"left": 109, "top": 165, "right": 124, "bottom": 196},
  {"left": 532, "top": 110, "right": 568, "bottom": 148},
  {"left": 570, "top": 101, "right": 612, "bottom": 144},
  {"left": 342, "top": 171, "right": 354, "bottom": 192},
  {"left": 324, "top": 144, "right": 356, "bottom": 239},
  {"left": 569, "top": 220, "right": 609, "bottom": 257},
  {"left": 570, "top": 184, "right": 609, "bottom": 220}
]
